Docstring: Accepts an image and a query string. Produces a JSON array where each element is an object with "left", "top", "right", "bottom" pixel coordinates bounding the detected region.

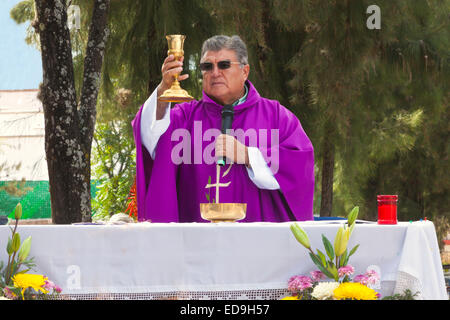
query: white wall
[{"left": 0, "top": 89, "right": 48, "bottom": 181}]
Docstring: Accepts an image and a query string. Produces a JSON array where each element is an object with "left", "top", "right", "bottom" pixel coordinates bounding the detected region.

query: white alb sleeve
[
  {"left": 246, "top": 147, "right": 280, "bottom": 190},
  {"left": 140, "top": 88, "right": 171, "bottom": 159}
]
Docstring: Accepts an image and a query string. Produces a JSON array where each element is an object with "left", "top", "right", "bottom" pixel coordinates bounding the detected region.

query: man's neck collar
[{"left": 231, "top": 83, "right": 248, "bottom": 107}]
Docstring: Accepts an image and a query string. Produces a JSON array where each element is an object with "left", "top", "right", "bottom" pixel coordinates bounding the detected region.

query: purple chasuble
[{"left": 131, "top": 80, "right": 315, "bottom": 222}]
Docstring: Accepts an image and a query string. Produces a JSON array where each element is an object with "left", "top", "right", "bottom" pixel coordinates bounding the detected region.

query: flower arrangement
[
  {"left": 285, "top": 206, "right": 382, "bottom": 300},
  {"left": 285, "top": 267, "right": 380, "bottom": 300},
  {"left": 0, "top": 203, "right": 61, "bottom": 300},
  {"left": 286, "top": 206, "right": 418, "bottom": 300}
]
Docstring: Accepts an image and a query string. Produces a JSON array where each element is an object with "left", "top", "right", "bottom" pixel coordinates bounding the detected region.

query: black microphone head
[
  {"left": 221, "top": 104, "right": 234, "bottom": 133},
  {"left": 221, "top": 104, "right": 234, "bottom": 117}
]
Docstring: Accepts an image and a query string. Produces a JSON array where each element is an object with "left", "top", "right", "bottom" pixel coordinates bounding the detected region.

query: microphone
[{"left": 218, "top": 104, "right": 234, "bottom": 166}]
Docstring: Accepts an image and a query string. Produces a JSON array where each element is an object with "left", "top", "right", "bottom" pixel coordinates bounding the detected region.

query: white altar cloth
[{"left": 0, "top": 220, "right": 446, "bottom": 300}]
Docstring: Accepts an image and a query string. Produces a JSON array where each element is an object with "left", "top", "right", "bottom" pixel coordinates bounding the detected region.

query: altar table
[{"left": 0, "top": 220, "right": 447, "bottom": 300}]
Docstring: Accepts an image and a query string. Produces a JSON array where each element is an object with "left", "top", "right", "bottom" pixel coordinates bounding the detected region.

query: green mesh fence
[{"left": 0, "top": 181, "right": 99, "bottom": 220}]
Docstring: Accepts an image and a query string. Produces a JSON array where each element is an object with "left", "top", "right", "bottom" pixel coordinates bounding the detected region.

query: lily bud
[
  {"left": 7, "top": 238, "right": 13, "bottom": 255},
  {"left": 12, "top": 232, "right": 21, "bottom": 253},
  {"left": 347, "top": 206, "right": 359, "bottom": 226},
  {"left": 290, "top": 223, "right": 311, "bottom": 249},
  {"left": 334, "top": 227, "right": 343, "bottom": 256},
  {"left": 18, "top": 236, "right": 32, "bottom": 262},
  {"left": 334, "top": 227, "right": 350, "bottom": 257},
  {"left": 14, "top": 203, "right": 22, "bottom": 220}
]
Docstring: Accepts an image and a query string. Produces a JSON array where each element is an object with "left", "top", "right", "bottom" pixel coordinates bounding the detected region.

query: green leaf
[
  {"left": 309, "top": 253, "right": 334, "bottom": 279},
  {"left": 316, "top": 249, "right": 327, "bottom": 267},
  {"left": 322, "top": 235, "right": 335, "bottom": 261},
  {"left": 327, "top": 264, "right": 339, "bottom": 282},
  {"left": 340, "top": 249, "right": 348, "bottom": 267},
  {"left": 348, "top": 244, "right": 360, "bottom": 258},
  {"left": 308, "top": 252, "right": 324, "bottom": 268},
  {"left": 16, "top": 269, "right": 30, "bottom": 275},
  {"left": 343, "top": 245, "right": 359, "bottom": 266},
  {"left": 205, "top": 193, "right": 210, "bottom": 202}
]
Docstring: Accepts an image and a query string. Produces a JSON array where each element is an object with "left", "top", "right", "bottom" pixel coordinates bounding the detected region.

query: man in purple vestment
[{"left": 132, "top": 35, "right": 315, "bottom": 222}]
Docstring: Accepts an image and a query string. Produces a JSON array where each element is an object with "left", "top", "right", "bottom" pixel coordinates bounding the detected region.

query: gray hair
[{"left": 201, "top": 35, "right": 249, "bottom": 65}]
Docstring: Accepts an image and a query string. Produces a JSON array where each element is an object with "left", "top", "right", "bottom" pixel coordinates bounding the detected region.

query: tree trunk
[
  {"left": 78, "top": 0, "right": 111, "bottom": 222},
  {"left": 320, "top": 121, "right": 336, "bottom": 217},
  {"left": 34, "top": 0, "right": 110, "bottom": 224}
]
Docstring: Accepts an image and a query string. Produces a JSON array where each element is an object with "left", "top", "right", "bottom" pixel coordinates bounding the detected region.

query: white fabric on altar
[{"left": 0, "top": 221, "right": 446, "bottom": 300}]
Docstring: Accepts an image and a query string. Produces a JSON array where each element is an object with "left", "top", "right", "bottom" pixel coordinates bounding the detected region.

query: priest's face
[{"left": 200, "top": 49, "right": 250, "bottom": 106}]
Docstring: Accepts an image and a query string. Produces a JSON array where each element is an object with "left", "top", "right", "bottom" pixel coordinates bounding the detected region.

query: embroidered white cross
[{"left": 205, "top": 164, "right": 232, "bottom": 203}]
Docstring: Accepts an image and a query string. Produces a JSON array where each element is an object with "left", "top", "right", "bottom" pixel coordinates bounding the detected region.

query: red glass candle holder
[{"left": 377, "top": 195, "right": 398, "bottom": 225}]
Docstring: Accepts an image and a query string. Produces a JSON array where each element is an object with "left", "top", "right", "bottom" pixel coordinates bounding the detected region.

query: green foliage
[
  {"left": 9, "top": 0, "right": 34, "bottom": 23},
  {"left": 9, "top": 0, "right": 39, "bottom": 48},
  {"left": 382, "top": 289, "right": 419, "bottom": 300},
  {"left": 91, "top": 121, "right": 136, "bottom": 221}
]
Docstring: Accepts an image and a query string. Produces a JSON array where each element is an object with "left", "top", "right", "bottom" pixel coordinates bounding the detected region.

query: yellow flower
[
  {"left": 281, "top": 295, "right": 301, "bottom": 300},
  {"left": 12, "top": 273, "right": 48, "bottom": 299},
  {"left": 333, "top": 282, "right": 378, "bottom": 300}
]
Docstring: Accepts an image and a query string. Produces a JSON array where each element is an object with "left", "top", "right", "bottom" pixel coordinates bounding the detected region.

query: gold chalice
[{"left": 158, "top": 35, "right": 194, "bottom": 103}]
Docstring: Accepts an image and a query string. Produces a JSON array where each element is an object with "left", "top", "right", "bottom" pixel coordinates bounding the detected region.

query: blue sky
[{"left": 0, "top": 0, "right": 42, "bottom": 90}]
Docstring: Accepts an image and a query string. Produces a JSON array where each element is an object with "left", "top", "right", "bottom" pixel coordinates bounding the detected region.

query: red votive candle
[{"left": 377, "top": 195, "right": 398, "bottom": 225}]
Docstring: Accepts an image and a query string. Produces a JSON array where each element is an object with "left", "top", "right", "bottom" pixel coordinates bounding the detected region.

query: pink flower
[
  {"left": 3, "top": 287, "right": 16, "bottom": 299},
  {"left": 288, "top": 275, "right": 313, "bottom": 293},
  {"left": 365, "top": 270, "right": 380, "bottom": 285},
  {"left": 43, "top": 279, "right": 62, "bottom": 293},
  {"left": 338, "top": 265, "right": 355, "bottom": 278},
  {"left": 354, "top": 274, "right": 369, "bottom": 285},
  {"left": 43, "top": 280, "right": 55, "bottom": 290},
  {"left": 310, "top": 270, "right": 325, "bottom": 282},
  {"left": 354, "top": 270, "right": 380, "bottom": 286}
]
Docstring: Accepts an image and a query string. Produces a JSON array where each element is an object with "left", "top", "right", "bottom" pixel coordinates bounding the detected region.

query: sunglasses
[{"left": 199, "top": 60, "right": 242, "bottom": 72}]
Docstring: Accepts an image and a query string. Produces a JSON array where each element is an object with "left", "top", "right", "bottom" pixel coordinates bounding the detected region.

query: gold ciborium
[
  {"left": 200, "top": 203, "right": 247, "bottom": 223},
  {"left": 158, "top": 35, "right": 194, "bottom": 103}
]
